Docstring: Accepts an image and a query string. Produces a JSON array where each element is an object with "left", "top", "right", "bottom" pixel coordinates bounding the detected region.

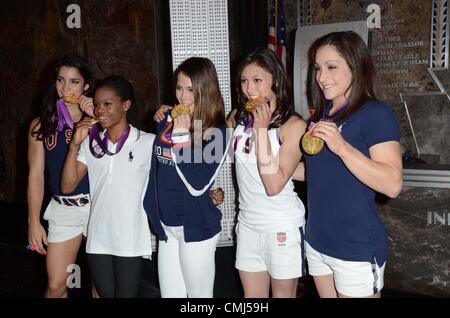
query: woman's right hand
[
  {"left": 28, "top": 222, "right": 48, "bottom": 255},
  {"left": 72, "top": 118, "right": 98, "bottom": 146},
  {"left": 154, "top": 104, "right": 172, "bottom": 123}
]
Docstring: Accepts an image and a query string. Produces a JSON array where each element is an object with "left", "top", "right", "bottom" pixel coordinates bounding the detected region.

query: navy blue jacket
[{"left": 143, "top": 116, "right": 230, "bottom": 242}]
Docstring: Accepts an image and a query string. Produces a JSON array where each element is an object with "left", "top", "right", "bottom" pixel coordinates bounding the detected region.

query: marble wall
[
  {"left": 288, "top": 0, "right": 450, "bottom": 297},
  {"left": 378, "top": 188, "right": 450, "bottom": 297},
  {"left": 286, "top": 0, "right": 450, "bottom": 164},
  {"left": 0, "top": 0, "right": 169, "bottom": 202}
]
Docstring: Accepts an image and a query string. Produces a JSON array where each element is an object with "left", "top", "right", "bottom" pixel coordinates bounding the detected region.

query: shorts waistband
[{"left": 52, "top": 194, "right": 90, "bottom": 207}]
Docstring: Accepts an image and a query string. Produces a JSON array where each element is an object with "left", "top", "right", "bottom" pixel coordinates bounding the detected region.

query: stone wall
[
  {"left": 296, "top": 0, "right": 450, "bottom": 297},
  {"left": 0, "top": 0, "right": 167, "bottom": 201}
]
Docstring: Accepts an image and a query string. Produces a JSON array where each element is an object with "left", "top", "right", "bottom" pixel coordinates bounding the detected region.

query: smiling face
[
  {"left": 314, "top": 45, "right": 353, "bottom": 107},
  {"left": 93, "top": 87, "right": 130, "bottom": 129},
  {"left": 240, "top": 62, "right": 277, "bottom": 111},
  {"left": 175, "top": 72, "right": 195, "bottom": 114},
  {"left": 56, "top": 66, "right": 89, "bottom": 103}
]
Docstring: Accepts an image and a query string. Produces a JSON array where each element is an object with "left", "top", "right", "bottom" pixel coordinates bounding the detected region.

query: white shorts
[
  {"left": 305, "top": 242, "right": 385, "bottom": 297},
  {"left": 43, "top": 195, "right": 90, "bottom": 243},
  {"left": 235, "top": 222, "right": 306, "bottom": 280}
]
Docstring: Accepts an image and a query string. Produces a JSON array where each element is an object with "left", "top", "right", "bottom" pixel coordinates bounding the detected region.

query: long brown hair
[
  {"left": 174, "top": 57, "right": 226, "bottom": 136},
  {"left": 307, "top": 31, "right": 378, "bottom": 123}
]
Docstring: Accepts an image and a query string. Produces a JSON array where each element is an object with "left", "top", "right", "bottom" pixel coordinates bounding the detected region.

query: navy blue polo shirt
[{"left": 305, "top": 100, "right": 400, "bottom": 266}]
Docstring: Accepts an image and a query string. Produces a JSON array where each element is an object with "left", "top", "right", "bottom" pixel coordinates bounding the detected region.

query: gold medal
[{"left": 301, "top": 131, "right": 324, "bottom": 155}]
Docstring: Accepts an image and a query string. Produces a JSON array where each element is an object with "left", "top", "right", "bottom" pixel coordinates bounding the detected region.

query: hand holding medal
[
  {"left": 242, "top": 96, "right": 276, "bottom": 131},
  {"left": 301, "top": 100, "right": 348, "bottom": 155},
  {"left": 243, "top": 96, "right": 266, "bottom": 112},
  {"left": 78, "top": 95, "right": 95, "bottom": 118},
  {"left": 89, "top": 121, "right": 130, "bottom": 158},
  {"left": 72, "top": 117, "right": 99, "bottom": 146},
  {"left": 171, "top": 103, "right": 191, "bottom": 136}
]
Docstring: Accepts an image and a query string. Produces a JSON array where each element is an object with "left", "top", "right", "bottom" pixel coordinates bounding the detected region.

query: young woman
[
  {"left": 303, "top": 31, "right": 402, "bottom": 298},
  {"left": 144, "top": 57, "right": 229, "bottom": 298},
  {"left": 232, "top": 48, "right": 307, "bottom": 298},
  {"left": 27, "top": 55, "right": 94, "bottom": 297},
  {"left": 61, "top": 75, "right": 155, "bottom": 298}
]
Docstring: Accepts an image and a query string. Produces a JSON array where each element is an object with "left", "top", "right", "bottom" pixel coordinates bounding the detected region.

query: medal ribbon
[
  {"left": 89, "top": 124, "right": 131, "bottom": 158},
  {"left": 308, "top": 99, "right": 348, "bottom": 131},
  {"left": 56, "top": 98, "right": 74, "bottom": 132}
]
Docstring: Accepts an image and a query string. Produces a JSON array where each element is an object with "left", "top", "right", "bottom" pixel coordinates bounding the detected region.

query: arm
[
  {"left": 27, "top": 118, "right": 48, "bottom": 255},
  {"left": 312, "top": 120, "right": 402, "bottom": 198},
  {"left": 154, "top": 104, "right": 172, "bottom": 123},
  {"left": 291, "top": 161, "right": 305, "bottom": 182},
  {"left": 226, "top": 108, "right": 238, "bottom": 128},
  {"left": 60, "top": 118, "right": 93, "bottom": 194},
  {"left": 339, "top": 140, "right": 402, "bottom": 198},
  {"left": 254, "top": 117, "right": 306, "bottom": 196}
]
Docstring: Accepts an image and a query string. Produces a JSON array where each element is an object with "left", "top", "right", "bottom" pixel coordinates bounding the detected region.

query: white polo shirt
[{"left": 77, "top": 125, "right": 155, "bottom": 258}]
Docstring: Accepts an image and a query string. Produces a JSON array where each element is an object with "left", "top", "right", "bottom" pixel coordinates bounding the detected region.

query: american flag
[{"left": 268, "top": 0, "right": 287, "bottom": 71}]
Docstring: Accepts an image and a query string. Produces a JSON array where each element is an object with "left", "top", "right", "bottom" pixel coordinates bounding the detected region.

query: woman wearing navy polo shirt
[
  {"left": 301, "top": 31, "right": 402, "bottom": 298},
  {"left": 144, "top": 57, "right": 230, "bottom": 298}
]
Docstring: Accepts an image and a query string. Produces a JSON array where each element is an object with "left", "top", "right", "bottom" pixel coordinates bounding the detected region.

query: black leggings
[{"left": 88, "top": 254, "right": 142, "bottom": 298}]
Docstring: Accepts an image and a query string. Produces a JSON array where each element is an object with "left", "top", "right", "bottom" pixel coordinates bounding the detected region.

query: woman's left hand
[
  {"left": 311, "top": 121, "right": 348, "bottom": 156},
  {"left": 252, "top": 100, "right": 272, "bottom": 130},
  {"left": 173, "top": 114, "right": 191, "bottom": 134}
]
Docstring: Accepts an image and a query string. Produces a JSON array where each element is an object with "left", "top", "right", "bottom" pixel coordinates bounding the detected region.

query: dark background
[
  {"left": 0, "top": 0, "right": 440, "bottom": 298},
  {"left": 0, "top": 0, "right": 272, "bottom": 298}
]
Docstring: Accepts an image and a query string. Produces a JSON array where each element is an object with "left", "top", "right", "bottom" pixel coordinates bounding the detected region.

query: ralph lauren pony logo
[{"left": 129, "top": 151, "right": 134, "bottom": 162}]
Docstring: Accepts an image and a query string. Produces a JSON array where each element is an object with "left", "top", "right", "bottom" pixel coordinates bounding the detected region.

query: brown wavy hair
[
  {"left": 174, "top": 57, "right": 226, "bottom": 137},
  {"left": 307, "top": 31, "right": 378, "bottom": 123}
]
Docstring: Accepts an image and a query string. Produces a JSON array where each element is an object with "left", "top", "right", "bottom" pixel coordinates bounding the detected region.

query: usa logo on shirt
[{"left": 277, "top": 232, "right": 287, "bottom": 246}]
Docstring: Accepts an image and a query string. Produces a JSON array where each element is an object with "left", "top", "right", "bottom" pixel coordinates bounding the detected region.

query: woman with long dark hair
[
  {"left": 27, "top": 55, "right": 94, "bottom": 297},
  {"left": 302, "top": 31, "right": 402, "bottom": 298},
  {"left": 232, "top": 48, "right": 307, "bottom": 298}
]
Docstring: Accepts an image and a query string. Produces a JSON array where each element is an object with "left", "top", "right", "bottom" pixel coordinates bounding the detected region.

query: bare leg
[
  {"left": 271, "top": 277, "right": 298, "bottom": 298},
  {"left": 338, "top": 291, "right": 381, "bottom": 298},
  {"left": 239, "top": 271, "right": 271, "bottom": 298},
  {"left": 45, "top": 234, "right": 83, "bottom": 298},
  {"left": 91, "top": 284, "right": 100, "bottom": 298},
  {"left": 313, "top": 274, "right": 338, "bottom": 298}
]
